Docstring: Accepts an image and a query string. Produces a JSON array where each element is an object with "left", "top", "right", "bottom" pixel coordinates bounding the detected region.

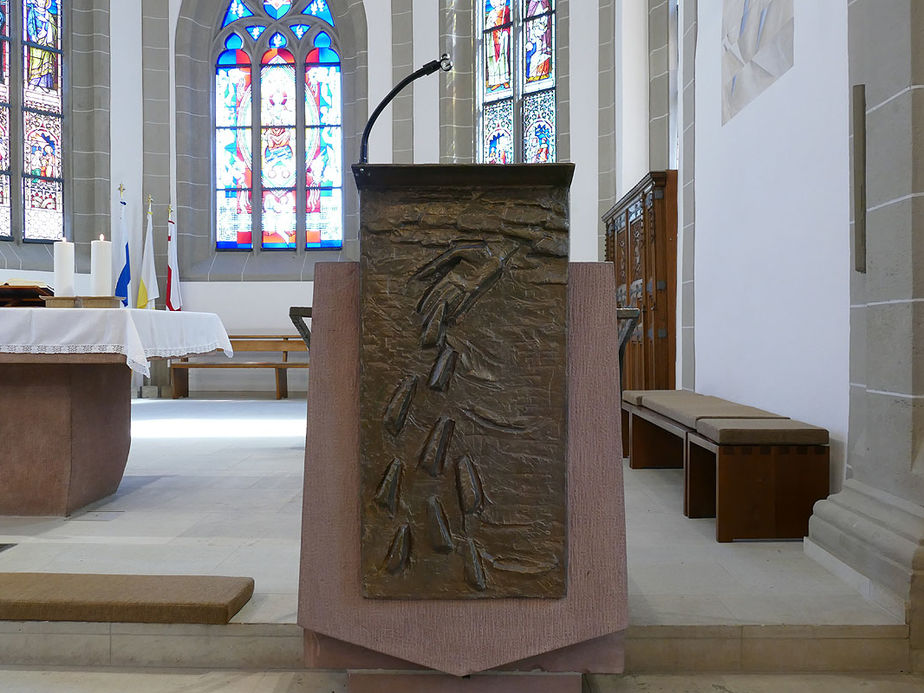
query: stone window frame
[
  {"left": 0, "top": 0, "right": 110, "bottom": 274},
  {"left": 175, "top": 0, "right": 367, "bottom": 282}
]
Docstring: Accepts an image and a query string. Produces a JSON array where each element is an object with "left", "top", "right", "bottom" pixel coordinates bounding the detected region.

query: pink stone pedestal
[
  {"left": 0, "top": 353, "right": 131, "bottom": 515},
  {"left": 298, "top": 262, "right": 627, "bottom": 689}
]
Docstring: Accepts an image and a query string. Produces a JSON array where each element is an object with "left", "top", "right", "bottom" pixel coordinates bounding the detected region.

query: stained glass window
[
  {"left": 214, "top": 0, "right": 343, "bottom": 251},
  {"left": 0, "top": 0, "right": 10, "bottom": 238},
  {"left": 22, "top": 0, "right": 63, "bottom": 239},
  {"left": 215, "top": 37, "right": 253, "bottom": 250},
  {"left": 477, "top": 0, "right": 556, "bottom": 164},
  {"left": 0, "top": 0, "right": 67, "bottom": 244}
]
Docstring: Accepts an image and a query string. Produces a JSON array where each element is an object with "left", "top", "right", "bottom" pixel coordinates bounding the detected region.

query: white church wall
[
  {"left": 568, "top": 0, "right": 600, "bottom": 261},
  {"left": 111, "top": 0, "right": 145, "bottom": 300},
  {"left": 412, "top": 0, "right": 440, "bottom": 164},
  {"left": 614, "top": 0, "right": 650, "bottom": 199},
  {"left": 694, "top": 0, "right": 850, "bottom": 486}
]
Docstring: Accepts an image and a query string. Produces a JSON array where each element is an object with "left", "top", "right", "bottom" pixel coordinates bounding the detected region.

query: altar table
[{"left": 0, "top": 309, "right": 232, "bottom": 515}]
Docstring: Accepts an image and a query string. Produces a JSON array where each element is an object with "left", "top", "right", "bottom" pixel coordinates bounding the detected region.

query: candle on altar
[
  {"left": 90, "top": 234, "right": 112, "bottom": 296},
  {"left": 53, "top": 239, "right": 75, "bottom": 297}
]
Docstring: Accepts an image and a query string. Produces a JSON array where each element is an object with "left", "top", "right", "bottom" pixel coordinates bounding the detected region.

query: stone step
[{"left": 0, "top": 621, "right": 911, "bottom": 673}]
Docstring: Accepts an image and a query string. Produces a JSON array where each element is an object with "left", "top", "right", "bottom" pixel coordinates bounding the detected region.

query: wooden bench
[
  {"left": 622, "top": 389, "right": 830, "bottom": 542},
  {"left": 171, "top": 334, "right": 309, "bottom": 400}
]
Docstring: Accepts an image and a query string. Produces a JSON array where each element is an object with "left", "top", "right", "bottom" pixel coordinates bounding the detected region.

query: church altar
[
  {"left": 0, "top": 308, "right": 233, "bottom": 376},
  {"left": 0, "top": 308, "right": 233, "bottom": 516}
]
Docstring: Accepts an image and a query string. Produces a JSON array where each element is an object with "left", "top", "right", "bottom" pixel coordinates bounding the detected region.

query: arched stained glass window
[
  {"left": 0, "top": 0, "right": 65, "bottom": 242},
  {"left": 214, "top": 0, "right": 343, "bottom": 251},
  {"left": 476, "top": 0, "right": 555, "bottom": 164}
]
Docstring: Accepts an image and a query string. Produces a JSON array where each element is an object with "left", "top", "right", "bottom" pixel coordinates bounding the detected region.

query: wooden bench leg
[
  {"left": 171, "top": 366, "right": 189, "bottom": 399},
  {"left": 629, "top": 414, "right": 684, "bottom": 469},
  {"left": 685, "top": 438, "right": 716, "bottom": 518},
  {"left": 715, "top": 445, "right": 829, "bottom": 542},
  {"left": 621, "top": 408, "right": 630, "bottom": 459},
  {"left": 275, "top": 367, "right": 288, "bottom": 400}
]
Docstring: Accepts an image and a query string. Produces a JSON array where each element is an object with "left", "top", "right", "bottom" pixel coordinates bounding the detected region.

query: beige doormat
[{"left": 0, "top": 573, "right": 254, "bottom": 624}]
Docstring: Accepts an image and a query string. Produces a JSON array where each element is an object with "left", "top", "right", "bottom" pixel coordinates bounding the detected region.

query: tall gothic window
[
  {"left": 214, "top": 0, "right": 343, "bottom": 251},
  {"left": 0, "top": 0, "right": 65, "bottom": 242},
  {"left": 476, "top": 0, "right": 555, "bottom": 165}
]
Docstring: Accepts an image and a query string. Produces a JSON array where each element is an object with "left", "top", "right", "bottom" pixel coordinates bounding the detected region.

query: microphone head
[{"left": 439, "top": 53, "right": 453, "bottom": 72}]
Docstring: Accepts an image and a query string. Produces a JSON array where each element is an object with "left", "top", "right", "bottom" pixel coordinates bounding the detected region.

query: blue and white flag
[{"left": 114, "top": 198, "right": 132, "bottom": 307}]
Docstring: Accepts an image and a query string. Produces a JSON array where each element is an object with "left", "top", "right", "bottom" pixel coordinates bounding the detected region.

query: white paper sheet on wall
[{"left": 722, "top": 0, "right": 794, "bottom": 123}]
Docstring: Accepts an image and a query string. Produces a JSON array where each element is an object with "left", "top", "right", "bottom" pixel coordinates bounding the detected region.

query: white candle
[
  {"left": 53, "top": 240, "right": 75, "bottom": 297},
  {"left": 90, "top": 234, "right": 112, "bottom": 296}
]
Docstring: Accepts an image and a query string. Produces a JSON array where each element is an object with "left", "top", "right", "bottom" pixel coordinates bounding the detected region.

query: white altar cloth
[{"left": 0, "top": 308, "right": 233, "bottom": 376}]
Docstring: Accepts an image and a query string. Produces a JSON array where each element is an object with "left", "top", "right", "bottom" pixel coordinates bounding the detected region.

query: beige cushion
[
  {"left": 643, "top": 394, "right": 786, "bottom": 429},
  {"left": 0, "top": 573, "right": 254, "bottom": 624},
  {"left": 621, "top": 389, "right": 698, "bottom": 406},
  {"left": 696, "top": 418, "right": 829, "bottom": 445}
]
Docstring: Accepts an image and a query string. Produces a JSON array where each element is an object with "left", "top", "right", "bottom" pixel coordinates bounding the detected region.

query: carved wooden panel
[
  {"left": 355, "top": 165, "right": 573, "bottom": 600},
  {"left": 602, "top": 171, "right": 677, "bottom": 392}
]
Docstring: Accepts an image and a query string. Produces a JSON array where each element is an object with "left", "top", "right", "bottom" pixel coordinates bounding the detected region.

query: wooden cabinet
[{"left": 603, "top": 171, "right": 677, "bottom": 391}]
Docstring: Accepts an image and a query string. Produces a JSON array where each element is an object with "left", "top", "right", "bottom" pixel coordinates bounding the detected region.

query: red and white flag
[{"left": 166, "top": 207, "right": 183, "bottom": 311}]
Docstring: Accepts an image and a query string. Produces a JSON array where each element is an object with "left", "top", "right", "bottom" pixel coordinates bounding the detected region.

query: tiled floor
[{"left": 0, "top": 397, "right": 901, "bottom": 629}]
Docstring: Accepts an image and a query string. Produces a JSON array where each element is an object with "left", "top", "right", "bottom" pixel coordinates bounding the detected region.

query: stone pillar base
[{"left": 808, "top": 479, "right": 924, "bottom": 653}]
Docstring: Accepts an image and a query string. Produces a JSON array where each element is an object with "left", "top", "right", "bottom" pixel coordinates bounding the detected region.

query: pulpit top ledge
[{"left": 352, "top": 163, "right": 575, "bottom": 190}]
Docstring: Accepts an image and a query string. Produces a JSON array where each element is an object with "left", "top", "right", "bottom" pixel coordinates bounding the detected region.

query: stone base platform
[{"left": 0, "top": 621, "right": 911, "bottom": 672}]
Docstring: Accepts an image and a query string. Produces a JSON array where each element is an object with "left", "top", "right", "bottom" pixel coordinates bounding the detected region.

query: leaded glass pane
[
  {"left": 306, "top": 64, "right": 340, "bottom": 125},
  {"left": 261, "top": 50, "right": 296, "bottom": 125},
  {"left": 215, "top": 62, "right": 252, "bottom": 128},
  {"left": 483, "top": 99, "right": 513, "bottom": 164},
  {"left": 523, "top": 0, "right": 551, "bottom": 18},
  {"left": 262, "top": 188, "right": 295, "bottom": 248},
  {"left": 23, "top": 176, "right": 61, "bottom": 240},
  {"left": 523, "top": 15, "right": 553, "bottom": 91},
  {"left": 303, "top": 0, "right": 334, "bottom": 27},
  {"left": 290, "top": 24, "right": 309, "bottom": 39},
  {"left": 245, "top": 25, "right": 265, "bottom": 40},
  {"left": 484, "top": 0, "right": 510, "bottom": 28},
  {"left": 261, "top": 126, "right": 295, "bottom": 188},
  {"left": 221, "top": 0, "right": 253, "bottom": 27},
  {"left": 523, "top": 90, "right": 555, "bottom": 163},
  {"left": 216, "top": 127, "right": 251, "bottom": 188},
  {"left": 24, "top": 0, "right": 58, "bottom": 46},
  {"left": 268, "top": 31, "right": 286, "bottom": 48},
  {"left": 0, "top": 1, "right": 7, "bottom": 245},
  {"left": 484, "top": 26, "right": 511, "bottom": 100},
  {"left": 0, "top": 174, "right": 10, "bottom": 238},
  {"left": 306, "top": 126, "right": 340, "bottom": 187},
  {"left": 23, "top": 109, "right": 59, "bottom": 177},
  {"left": 262, "top": 0, "right": 290, "bottom": 19},
  {"left": 23, "top": 46, "right": 59, "bottom": 111},
  {"left": 216, "top": 189, "right": 253, "bottom": 249},
  {"left": 305, "top": 187, "right": 341, "bottom": 248},
  {"left": 0, "top": 106, "right": 8, "bottom": 172}
]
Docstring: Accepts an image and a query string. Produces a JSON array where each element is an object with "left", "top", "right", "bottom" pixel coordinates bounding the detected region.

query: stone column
[{"left": 806, "top": 0, "right": 924, "bottom": 671}]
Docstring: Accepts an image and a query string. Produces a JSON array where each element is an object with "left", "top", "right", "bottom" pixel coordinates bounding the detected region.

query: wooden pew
[{"left": 171, "top": 334, "right": 308, "bottom": 399}]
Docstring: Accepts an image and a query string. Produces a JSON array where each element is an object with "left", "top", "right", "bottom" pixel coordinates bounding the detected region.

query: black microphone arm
[{"left": 359, "top": 53, "right": 453, "bottom": 164}]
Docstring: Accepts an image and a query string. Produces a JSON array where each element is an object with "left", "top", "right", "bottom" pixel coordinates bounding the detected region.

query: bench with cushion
[
  {"left": 623, "top": 389, "right": 787, "bottom": 469},
  {"left": 686, "top": 418, "right": 829, "bottom": 542},
  {"left": 171, "top": 334, "right": 309, "bottom": 400},
  {"left": 621, "top": 389, "right": 830, "bottom": 542}
]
